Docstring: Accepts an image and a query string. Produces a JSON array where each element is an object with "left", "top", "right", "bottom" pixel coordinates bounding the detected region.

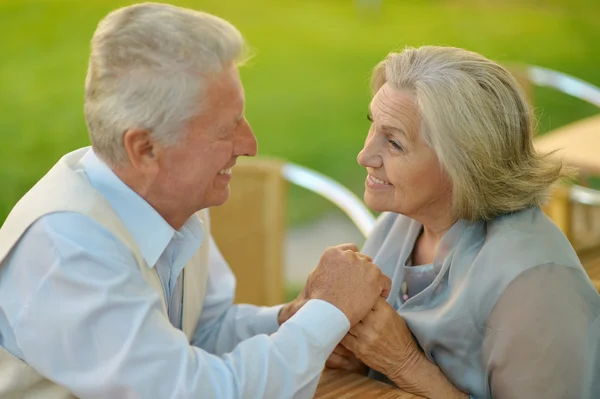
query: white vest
[{"left": 0, "top": 148, "right": 211, "bottom": 398}]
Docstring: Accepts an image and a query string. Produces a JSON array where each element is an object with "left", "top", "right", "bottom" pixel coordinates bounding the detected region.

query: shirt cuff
[
  {"left": 286, "top": 299, "right": 350, "bottom": 351},
  {"left": 250, "top": 304, "right": 284, "bottom": 336}
]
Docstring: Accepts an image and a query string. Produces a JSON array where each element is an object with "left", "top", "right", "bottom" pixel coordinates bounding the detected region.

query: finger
[
  {"left": 325, "top": 352, "right": 351, "bottom": 369},
  {"left": 333, "top": 344, "right": 354, "bottom": 358},
  {"left": 373, "top": 296, "right": 388, "bottom": 310},
  {"left": 346, "top": 358, "right": 367, "bottom": 373},
  {"left": 349, "top": 320, "right": 366, "bottom": 337},
  {"left": 341, "top": 333, "right": 359, "bottom": 354},
  {"left": 379, "top": 274, "right": 392, "bottom": 298},
  {"left": 348, "top": 321, "right": 363, "bottom": 337},
  {"left": 361, "top": 297, "right": 390, "bottom": 325},
  {"left": 356, "top": 252, "right": 373, "bottom": 262},
  {"left": 336, "top": 243, "right": 359, "bottom": 252},
  {"left": 360, "top": 307, "right": 378, "bottom": 325}
]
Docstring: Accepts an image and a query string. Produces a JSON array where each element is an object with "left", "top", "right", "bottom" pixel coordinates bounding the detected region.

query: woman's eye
[
  {"left": 367, "top": 114, "right": 373, "bottom": 122},
  {"left": 388, "top": 139, "right": 403, "bottom": 151}
]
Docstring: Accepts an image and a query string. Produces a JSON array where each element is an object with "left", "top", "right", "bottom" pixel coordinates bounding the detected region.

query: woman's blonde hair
[{"left": 371, "top": 46, "right": 572, "bottom": 221}]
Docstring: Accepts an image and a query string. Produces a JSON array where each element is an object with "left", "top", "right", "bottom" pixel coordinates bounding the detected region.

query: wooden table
[{"left": 314, "top": 368, "right": 423, "bottom": 399}]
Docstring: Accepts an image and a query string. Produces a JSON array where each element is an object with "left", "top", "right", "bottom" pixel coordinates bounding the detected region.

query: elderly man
[{"left": 0, "top": 3, "right": 391, "bottom": 398}]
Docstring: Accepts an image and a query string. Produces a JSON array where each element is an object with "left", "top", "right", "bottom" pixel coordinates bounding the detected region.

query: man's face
[{"left": 155, "top": 66, "right": 257, "bottom": 214}]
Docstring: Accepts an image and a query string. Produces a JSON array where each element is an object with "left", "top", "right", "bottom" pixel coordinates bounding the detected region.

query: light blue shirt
[{"left": 0, "top": 150, "right": 350, "bottom": 398}]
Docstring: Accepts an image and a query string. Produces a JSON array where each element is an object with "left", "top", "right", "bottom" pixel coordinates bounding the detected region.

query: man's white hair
[{"left": 84, "top": 2, "right": 246, "bottom": 166}]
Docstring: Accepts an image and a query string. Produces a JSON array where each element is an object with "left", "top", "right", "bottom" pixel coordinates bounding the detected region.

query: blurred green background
[{"left": 1, "top": 0, "right": 599, "bottom": 226}]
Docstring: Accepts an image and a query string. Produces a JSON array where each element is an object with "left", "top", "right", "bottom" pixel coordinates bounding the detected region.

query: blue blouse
[{"left": 363, "top": 207, "right": 600, "bottom": 398}]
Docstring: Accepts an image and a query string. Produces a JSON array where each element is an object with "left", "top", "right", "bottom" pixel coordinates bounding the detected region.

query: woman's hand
[
  {"left": 325, "top": 344, "right": 368, "bottom": 374},
  {"left": 341, "top": 297, "right": 468, "bottom": 399},
  {"left": 340, "top": 297, "right": 420, "bottom": 379}
]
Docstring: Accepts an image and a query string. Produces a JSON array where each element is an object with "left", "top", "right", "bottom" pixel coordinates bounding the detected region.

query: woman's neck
[
  {"left": 406, "top": 196, "right": 457, "bottom": 265},
  {"left": 411, "top": 217, "right": 456, "bottom": 266},
  {"left": 422, "top": 220, "right": 454, "bottom": 242}
]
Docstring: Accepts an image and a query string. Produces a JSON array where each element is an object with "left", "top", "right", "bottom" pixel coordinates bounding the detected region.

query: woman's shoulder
[
  {"left": 462, "top": 207, "right": 585, "bottom": 322},
  {"left": 471, "top": 207, "right": 583, "bottom": 287},
  {"left": 484, "top": 206, "right": 580, "bottom": 267}
]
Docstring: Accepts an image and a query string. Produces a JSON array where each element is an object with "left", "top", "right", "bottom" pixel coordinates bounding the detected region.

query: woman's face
[{"left": 357, "top": 83, "right": 452, "bottom": 221}]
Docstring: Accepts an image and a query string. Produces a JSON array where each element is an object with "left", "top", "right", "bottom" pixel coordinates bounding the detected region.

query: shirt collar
[{"left": 83, "top": 149, "right": 202, "bottom": 268}]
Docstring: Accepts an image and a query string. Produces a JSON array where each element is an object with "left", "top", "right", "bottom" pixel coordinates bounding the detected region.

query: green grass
[{"left": 1, "top": 0, "right": 599, "bottom": 226}]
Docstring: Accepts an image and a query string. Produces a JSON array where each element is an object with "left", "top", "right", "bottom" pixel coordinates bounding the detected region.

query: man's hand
[
  {"left": 278, "top": 296, "right": 308, "bottom": 325},
  {"left": 305, "top": 243, "right": 391, "bottom": 326},
  {"left": 278, "top": 243, "right": 390, "bottom": 326}
]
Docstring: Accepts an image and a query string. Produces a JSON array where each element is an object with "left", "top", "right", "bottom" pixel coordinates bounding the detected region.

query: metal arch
[
  {"left": 527, "top": 65, "right": 600, "bottom": 108},
  {"left": 281, "top": 163, "right": 376, "bottom": 238},
  {"left": 527, "top": 65, "right": 600, "bottom": 206},
  {"left": 570, "top": 185, "right": 600, "bottom": 207}
]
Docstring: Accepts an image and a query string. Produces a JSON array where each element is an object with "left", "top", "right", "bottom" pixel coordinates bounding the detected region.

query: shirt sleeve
[
  {"left": 2, "top": 212, "right": 350, "bottom": 399},
  {"left": 191, "top": 236, "right": 283, "bottom": 354},
  {"left": 482, "top": 263, "right": 600, "bottom": 399}
]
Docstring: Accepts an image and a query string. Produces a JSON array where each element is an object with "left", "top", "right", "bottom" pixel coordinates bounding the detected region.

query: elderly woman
[{"left": 328, "top": 46, "right": 600, "bottom": 398}]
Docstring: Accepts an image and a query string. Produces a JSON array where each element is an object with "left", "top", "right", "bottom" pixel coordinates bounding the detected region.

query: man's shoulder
[
  {"left": 30, "top": 212, "right": 110, "bottom": 238},
  {"left": 22, "top": 212, "right": 134, "bottom": 261}
]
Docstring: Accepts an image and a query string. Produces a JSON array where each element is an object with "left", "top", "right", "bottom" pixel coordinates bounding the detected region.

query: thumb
[
  {"left": 336, "top": 243, "right": 360, "bottom": 252},
  {"left": 379, "top": 274, "right": 392, "bottom": 298}
]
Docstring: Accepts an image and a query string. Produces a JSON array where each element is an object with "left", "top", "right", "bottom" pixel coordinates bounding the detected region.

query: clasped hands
[{"left": 278, "top": 243, "right": 421, "bottom": 382}]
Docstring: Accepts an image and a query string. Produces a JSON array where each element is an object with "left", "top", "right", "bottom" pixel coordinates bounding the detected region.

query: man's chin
[{"left": 206, "top": 189, "right": 231, "bottom": 208}]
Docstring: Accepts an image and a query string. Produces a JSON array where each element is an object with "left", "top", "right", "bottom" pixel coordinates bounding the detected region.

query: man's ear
[{"left": 122, "top": 128, "right": 159, "bottom": 172}]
